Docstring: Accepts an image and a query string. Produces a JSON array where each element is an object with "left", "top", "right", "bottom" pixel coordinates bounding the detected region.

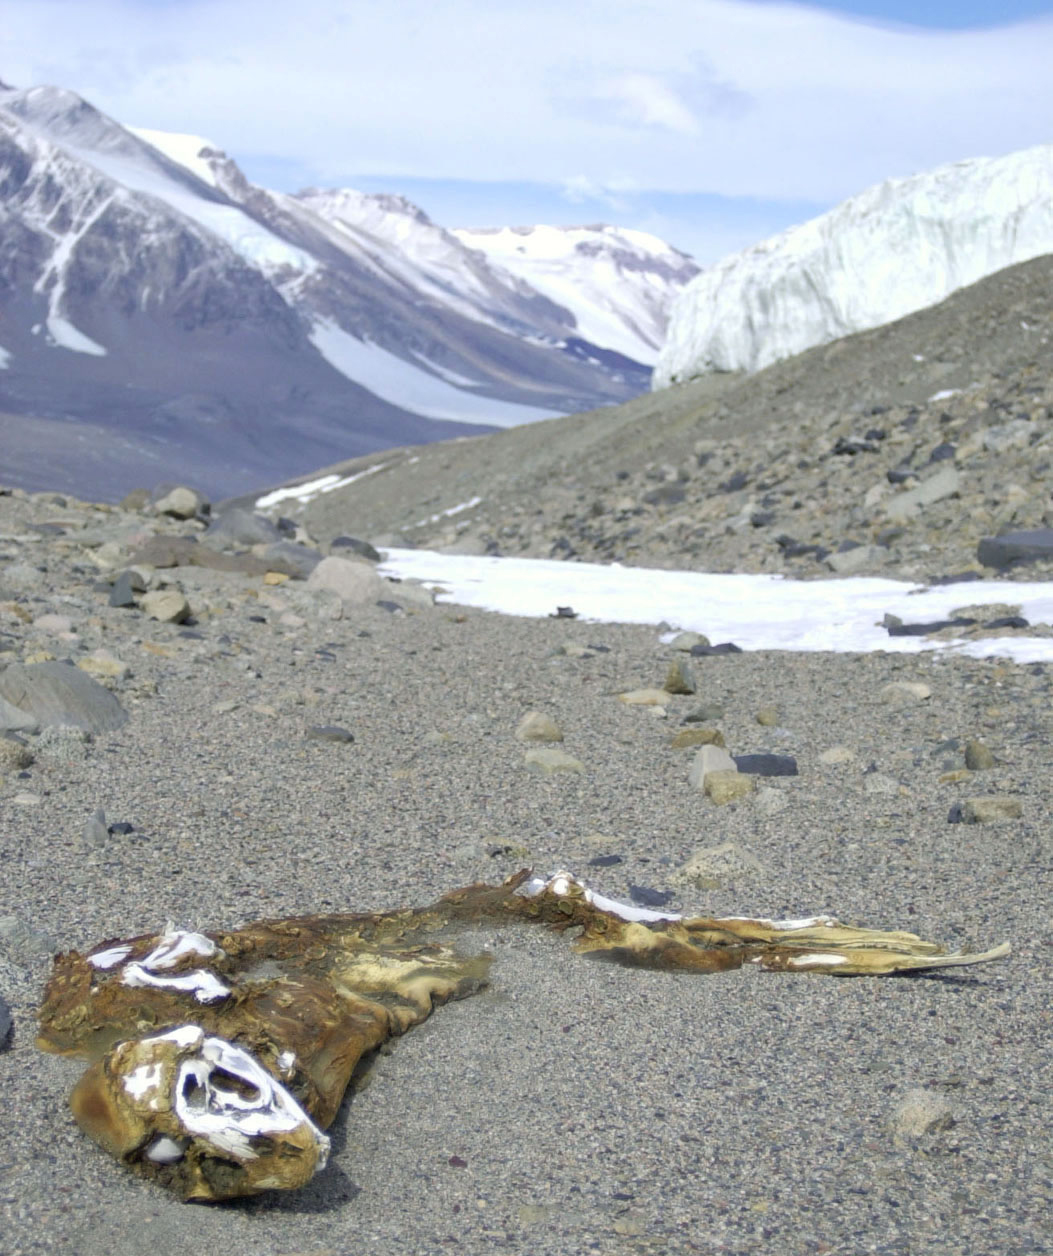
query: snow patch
[
  {"left": 309, "top": 320, "right": 560, "bottom": 427},
  {"left": 0, "top": 344, "right": 11, "bottom": 369},
  {"left": 128, "top": 127, "right": 220, "bottom": 187},
  {"left": 254, "top": 461, "right": 390, "bottom": 510},
  {"left": 46, "top": 316, "right": 106, "bottom": 356}
]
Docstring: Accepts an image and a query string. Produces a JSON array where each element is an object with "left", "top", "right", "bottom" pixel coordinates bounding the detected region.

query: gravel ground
[{"left": 2, "top": 558, "right": 1051, "bottom": 1255}]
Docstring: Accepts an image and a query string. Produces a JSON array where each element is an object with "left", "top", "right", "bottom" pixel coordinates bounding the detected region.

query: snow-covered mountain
[
  {"left": 453, "top": 225, "right": 698, "bottom": 365},
  {"left": 0, "top": 83, "right": 691, "bottom": 499},
  {"left": 655, "top": 144, "right": 1053, "bottom": 388}
]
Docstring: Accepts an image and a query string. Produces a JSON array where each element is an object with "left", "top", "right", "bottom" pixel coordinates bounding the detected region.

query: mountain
[
  {"left": 452, "top": 224, "right": 698, "bottom": 365},
  {"left": 247, "top": 253, "right": 1053, "bottom": 585},
  {"left": 0, "top": 84, "right": 688, "bottom": 501},
  {"left": 655, "top": 144, "right": 1053, "bottom": 388}
]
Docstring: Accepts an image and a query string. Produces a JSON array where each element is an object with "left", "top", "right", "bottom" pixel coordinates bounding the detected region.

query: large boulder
[{"left": 0, "top": 661, "right": 128, "bottom": 733}]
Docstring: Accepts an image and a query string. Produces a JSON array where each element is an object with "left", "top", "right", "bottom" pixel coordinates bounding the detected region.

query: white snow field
[{"left": 378, "top": 549, "right": 1053, "bottom": 663}]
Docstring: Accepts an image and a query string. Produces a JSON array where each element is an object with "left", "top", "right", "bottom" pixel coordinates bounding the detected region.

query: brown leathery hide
[{"left": 37, "top": 870, "right": 1010, "bottom": 1201}]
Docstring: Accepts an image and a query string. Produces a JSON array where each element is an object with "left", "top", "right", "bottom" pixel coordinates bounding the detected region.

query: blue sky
[{"left": 4, "top": 0, "right": 1051, "bottom": 263}]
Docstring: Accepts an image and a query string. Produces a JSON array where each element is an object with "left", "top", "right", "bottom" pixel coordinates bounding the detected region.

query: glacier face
[
  {"left": 455, "top": 224, "right": 699, "bottom": 365},
  {"left": 654, "top": 144, "right": 1053, "bottom": 388}
]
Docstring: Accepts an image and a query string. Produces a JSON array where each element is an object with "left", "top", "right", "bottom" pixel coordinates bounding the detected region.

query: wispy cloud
[{"left": 3, "top": 0, "right": 1050, "bottom": 213}]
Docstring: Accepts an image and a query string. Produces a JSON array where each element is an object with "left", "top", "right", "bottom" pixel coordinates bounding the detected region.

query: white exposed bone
[
  {"left": 88, "top": 944, "right": 133, "bottom": 969},
  {"left": 519, "top": 871, "right": 682, "bottom": 922},
  {"left": 145, "top": 1136, "right": 186, "bottom": 1164},
  {"left": 121, "top": 964, "right": 231, "bottom": 1003}
]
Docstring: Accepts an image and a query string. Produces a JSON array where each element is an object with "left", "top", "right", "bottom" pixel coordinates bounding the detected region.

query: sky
[{"left": 3, "top": 0, "right": 1052, "bottom": 263}]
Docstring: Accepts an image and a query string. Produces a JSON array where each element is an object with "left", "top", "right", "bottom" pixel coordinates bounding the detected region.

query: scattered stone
[
  {"left": 151, "top": 485, "right": 209, "bottom": 519},
  {"left": 663, "top": 658, "right": 697, "bottom": 695},
  {"left": 552, "top": 606, "right": 577, "bottom": 618},
  {"left": 668, "top": 631, "right": 710, "bottom": 651},
  {"left": 140, "top": 589, "right": 191, "bottom": 624},
  {"left": 330, "top": 536, "right": 381, "bottom": 562},
  {"left": 959, "top": 796, "right": 1023, "bottom": 823},
  {"left": 587, "top": 854, "right": 623, "bottom": 868},
  {"left": 683, "top": 702, "right": 726, "bottom": 723},
  {"left": 515, "top": 711, "right": 564, "bottom": 742},
  {"left": 688, "top": 743, "right": 737, "bottom": 789},
  {"left": 84, "top": 808, "right": 109, "bottom": 846},
  {"left": 119, "top": 488, "right": 150, "bottom": 511},
  {"left": 12, "top": 791, "right": 41, "bottom": 805},
  {"left": 977, "top": 528, "right": 1053, "bottom": 569},
  {"left": 205, "top": 508, "right": 281, "bottom": 548},
  {"left": 964, "top": 738, "right": 996, "bottom": 770},
  {"left": 263, "top": 571, "right": 290, "bottom": 586},
  {"left": 886, "top": 617, "right": 975, "bottom": 637},
  {"left": 824, "top": 743, "right": 859, "bottom": 763},
  {"left": 755, "top": 785, "right": 789, "bottom": 815},
  {"left": 670, "top": 727, "right": 725, "bottom": 749},
  {"left": 0, "top": 661, "right": 128, "bottom": 732},
  {"left": 754, "top": 705, "right": 779, "bottom": 727},
  {"left": 705, "top": 770, "right": 755, "bottom": 804},
  {"left": 733, "top": 753, "right": 798, "bottom": 777},
  {"left": 674, "top": 841, "right": 766, "bottom": 889},
  {"left": 305, "top": 556, "right": 384, "bottom": 605},
  {"left": 0, "top": 737, "right": 33, "bottom": 769},
  {"left": 306, "top": 725, "right": 355, "bottom": 744},
  {"left": 0, "top": 993, "right": 10, "bottom": 1050},
  {"left": 940, "top": 769, "right": 973, "bottom": 785},
  {"left": 618, "top": 688, "right": 669, "bottom": 706},
  {"left": 880, "top": 680, "right": 932, "bottom": 704},
  {"left": 523, "top": 747, "right": 585, "bottom": 775},
  {"left": 891, "top": 1089, "right": 955, "bottom": 1139}
]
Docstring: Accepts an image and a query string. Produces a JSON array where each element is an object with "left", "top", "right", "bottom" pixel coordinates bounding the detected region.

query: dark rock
[
  {"left": 331, "top": 536, "right": 382, "bottom": 562},
  {"left": 886, "top": 617, "right": 976, "bottom": 637},
  {"left": 689, "top": 642, "right": 743, "bottom": 655},
  {"left": 259, "top": 541, "right": 323, "bottom": 579},
  {"left": 928, "top": 442, "right": 956, "bottom": 463},
  {"left": 552, "top": 606, "right": 577, "bottom": 618},
  {"left": 832, "top": 435, "right": 879, "bottom": 455},
  {"left": 978, "top": 529, "right": 1053, "bottom": 569},
  {"left": 628, "top": 885, "right": 675, "bottom": 909},
  {"left": 887, "top": 466, "right": 914, "bottom": 485},
  {"left": 928, "top": 571, "right": 984, "bottom": 585},
  {"left": 733, "top": 753, "right": 799, "bottom": 777},
  {"left": 947, "top": 803, "right": 964, "bottom": 824},
  {"left": 588, "top": 854, "right": 624, "bottom": 868},
  {"left": 108, "top": 570, "right": 139, "bottom": 608},
  {"left": 750, "top": 510, "right": 776, "bottom": 527},
  {"left": 719, "top": 470, "right": 749, "bottom": 493},
  {"left": 108, "top": 821, "right": 136, "bottom": 835},
  {"left": 0, "top": 661, "right": 128, "bottom": 732},
  {"left": 376, "top": 600, "right": 404, "bottom": 614},
  {"left": 306, "top": 725, "right": 355, "bottom": 744},
  {"left": 984, "top": 615, "right": 1029, "bottom": 629},
  {"left": 205, "top": 508, "right": 282, "bottom": 548},
  {"left": 0, "top": 993, "right": 11, "bottom": 1050}
]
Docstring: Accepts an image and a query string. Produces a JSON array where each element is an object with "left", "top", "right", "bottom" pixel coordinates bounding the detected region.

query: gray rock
[
  {"left": 977, "top": 529, "right": 1053, "bottom": 569},
  {"left": 0, "top": 696, "right": 39, "bottom": 734},
  {"left": 683, "top": 702, "right": 726, "bottom": 723},
  {"left": 259, "top": 540, "right": 323, "bottom": 579},
  {"left": 982, "top": 419, "right": 1032, "bottom": 452},
  {"left": 109, "top": 569, "right": 144, "bottom": 607},
  {"left": 84, "top": 808, "right": 109, "bottom": 846},
  {"left": 668, "top": 631, "right": 710, "bottom": 652},
  {"left": 306, "top": 556, "right": 384, "bottom": 605},
  {"left": 151, "top": 485, "right": 209, "bottom": 519},
  {"left": 515, "top": 711, "right": 564, "bottom": 742},
  {"left": 960, "top": 796, "right": 1023, "bottom": 823},
  {"left": 885, "top": 465, "right": 960, "bottom": 522},
  {"left": 206, "top": 508, "right": 282, "bottom": 548},
  {"left": 674, "top": 841, "right": 767, "bottom": 889},
  {"left": 826, "top": 544, "right": 884, "bottom": 574},
  {"left": 140, "top": 589, "right": 191, "bottom": 623},
  {"left": 891, "top": 1089, "right": 955, "bottom": 1139},
  {"left": 688, "top": 743, "right": 737, "bottom": 790},
  {"left": 663, "top": 658, "right": 697, "bottom": 695},
  {"left": 964, "top": 738, "right": 996, "bottom": 770},
  {"left": 1, "top": 562, "right": 46, "bottom": 591},
  {"left": 0, "top": 914, "right": 57, "bottom": 966},
  {"left": 0, "top": 992, "right": 11, "bottom": 1050},
  {"left": 523, "top": 747, "right": 585, "bottom": 775},
  {"left": 0, "top": 661, "right": 128, "bottom": 732}
]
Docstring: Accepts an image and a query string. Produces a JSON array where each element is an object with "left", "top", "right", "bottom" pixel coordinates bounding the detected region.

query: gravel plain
[{"left": 1, "top": 491, "right": 1051, "bottom": 1255}]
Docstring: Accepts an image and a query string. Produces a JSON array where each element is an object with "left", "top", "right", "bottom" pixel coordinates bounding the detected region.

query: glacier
[{"left": 654, "top": 144, "right": 1053, "bottom": 388}]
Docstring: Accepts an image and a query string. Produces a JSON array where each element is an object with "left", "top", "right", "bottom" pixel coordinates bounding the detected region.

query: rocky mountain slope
[
  {"left": 655, "top": 143, "right": 1053, "bottom": 386},
  {"left": 253, "top": 254, "right": 1053, "bottom": 585},
  {"left": 0, "top": 85, "right": 690, "bottom": 501}
]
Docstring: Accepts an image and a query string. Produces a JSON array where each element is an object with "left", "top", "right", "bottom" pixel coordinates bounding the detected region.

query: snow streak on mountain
[
  {"left": 655, "top": 144, "right": 1053, "bottom": 387},
  {"left": 0, "top": 84, "right": 694, "bottom": 499}
]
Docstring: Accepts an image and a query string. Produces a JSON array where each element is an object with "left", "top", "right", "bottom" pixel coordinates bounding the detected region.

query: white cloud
[{"left": 3, "top": 0, "right": 1051, "bottom": 207}]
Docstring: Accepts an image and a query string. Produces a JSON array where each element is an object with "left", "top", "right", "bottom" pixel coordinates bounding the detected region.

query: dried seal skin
[{"left": 37, "top": 872, "right": 1010, "bottom": 1201}]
